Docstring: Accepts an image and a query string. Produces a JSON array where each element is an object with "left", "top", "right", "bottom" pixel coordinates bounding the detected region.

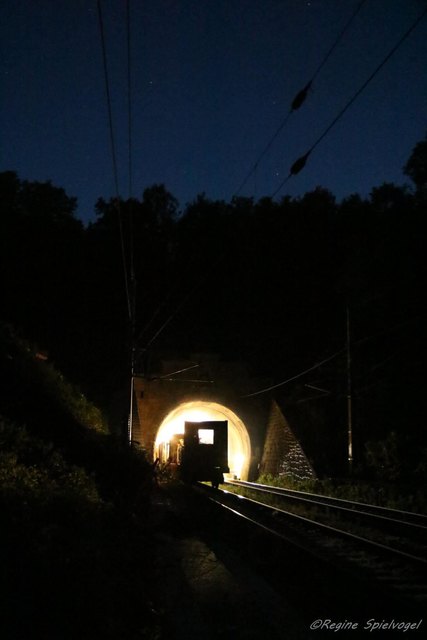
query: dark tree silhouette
[
  {"left": 0, "top": 172, "right": 84, "bottom": 353},
  {"left": 404, "top": 133, "right": 427, "bottom": 193},
  {"left": 2, "top": 134, "right": 426, "bottom": 478}
]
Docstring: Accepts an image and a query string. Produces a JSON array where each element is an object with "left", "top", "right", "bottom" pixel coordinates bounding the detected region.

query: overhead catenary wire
[
  {"left": 234, "top": 111, "right": 293, "bottom": 197},
  {"left": 143, "top": 288, "right": 198, "bottom": 352},
  {"left": 126, "top": 0, "right": 136, "bottom": 330},
  {"left": 243, "top": 348, "right": 345, "bottom": 398},
  {"left": 134, "top": 244, "right": 205, "bottom": 348},
  {"left": 126, "top": 0, "right": 138, "bottom": 443},
  {"left": 153, "top": 2, "right": 369, "bottom": 357},
  {"left": 234, "top": 0, "right": 368, "bottom": 198},
  {"left": 98, "top": 0, "right": 137, "bottom": 440},
  {"left": 133, "top": 236, "right": 213, "bottom": 354},
  {"left": 97, "top": 0, "right": 132, "bottom": 322},
  {"left": 310, "top": 0, "right": 368, "bottom": 85},
  {"left": 136, "top": 288, "right": 175, "bottom": 344},
  {"left": 134, "top": 2, "right": 376, "bottom": 354},
  {"left": 126, "top": 0, "right": 133, "bottom": 201},
  {"left": 247, "top": 310, "right": 422, "bottom": 401},
  {"left": 100, "top": 2, "right": 424, "bottom": 378},
  {"left": 159, "top": 363, "right": 199, "bottom": 380},
  {"left": 142, "top": 255, "right": 224, "bottom": 351},
  {"left": 271, "top": 4, "right": 427, "bottom": 198}
]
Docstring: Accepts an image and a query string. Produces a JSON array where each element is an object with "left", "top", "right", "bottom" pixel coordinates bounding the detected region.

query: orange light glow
[{"left": 155, "top": 401, "right": 251, "bottom": 480}]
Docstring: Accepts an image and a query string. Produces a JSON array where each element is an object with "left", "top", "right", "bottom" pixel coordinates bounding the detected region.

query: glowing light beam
[{"left": 155, "top": 401, "right": 251, "bottom": 480}]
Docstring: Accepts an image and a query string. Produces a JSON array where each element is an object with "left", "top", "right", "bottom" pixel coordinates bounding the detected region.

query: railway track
[
  {"left": 194, "top": 480, "right": 427, "bottom": 614},
  {"left": 227, "top": 479, "right": 427, "bottom": 529},
  {"left": 225, "top": 480, "right": 427, "bottom": 565},
  {"left": 225, "top": 480, "right": 427, "bottom": 561}
]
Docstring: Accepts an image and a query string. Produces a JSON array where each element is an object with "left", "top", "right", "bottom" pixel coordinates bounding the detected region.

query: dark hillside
[{"left": 0, "top": 325, "right": 158, "bottom": 640}]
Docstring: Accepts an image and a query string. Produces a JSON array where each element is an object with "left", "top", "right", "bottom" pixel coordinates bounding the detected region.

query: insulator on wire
[
  {"left": 291, "top": 81, "right": 312, "bottom": 111},
  {"left": 290, "top": 152, "right": 310, "bottom": 176}
]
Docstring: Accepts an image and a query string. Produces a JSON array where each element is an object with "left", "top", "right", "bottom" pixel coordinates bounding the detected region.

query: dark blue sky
[{"left": 1, "top": 0, "right": 426, "bottom": 223}]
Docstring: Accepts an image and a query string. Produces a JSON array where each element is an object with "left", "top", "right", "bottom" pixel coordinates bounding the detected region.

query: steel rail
[
  {"left": 212, "top": 486, "right": 427, "bottom": 567},
  {"left": 190, "top": 483, "right": 427, "bottom": 623},
  {"left": 227, "top": 480, "right": 427, "bottom": 530}
]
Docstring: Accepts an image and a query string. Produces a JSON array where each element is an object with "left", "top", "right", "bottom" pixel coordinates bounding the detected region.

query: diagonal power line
[
  {"left": 234, "top": 0, "right": 368, "bottom": 198},
  {"left": 243, "top": 348, "right": 345, "bottom": 398},
  {"left": 271, "top": 4, "right": 427, "bottom": 198},
  {"left": 97, "top": 0, "right": 132, "bottom": 322}
]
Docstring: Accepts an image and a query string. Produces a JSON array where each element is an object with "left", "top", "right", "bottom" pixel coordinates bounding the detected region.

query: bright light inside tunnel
[{"left": 155, "top": 401, "right": 251, "bottom": 480}]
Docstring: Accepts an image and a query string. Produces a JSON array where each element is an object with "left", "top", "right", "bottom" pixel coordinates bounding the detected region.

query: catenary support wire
[
  {"left": 243, "top": 348, "right": 345, "bottom": 398},
  {"left": 310, "top": 0, "right": 368, "bottom": 85},
  {"left": 140, "top": 3, "right": 371, "bottom": 350},
  {"left": 271, "top": 5, "right": 427, "bottom": 198},
  {"left": 234, "top": 0, "right": 368, "bottom": 198},
  {"left": 97, "top": 0, "right": 132, "bottom": 322},
  {"left": 126, "top": 0, "right": 137, "bottom": 441},
  {"left": 126, "top": 0, "right": 136, "bottom": 329}
]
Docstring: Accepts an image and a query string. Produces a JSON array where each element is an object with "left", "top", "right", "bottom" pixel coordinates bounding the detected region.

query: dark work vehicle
[{"left": 180, "top": 420, "right": 229, "bottom": 488}]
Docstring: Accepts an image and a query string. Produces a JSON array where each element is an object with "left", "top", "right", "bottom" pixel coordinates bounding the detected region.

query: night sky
[{"left": 2, "top": 0, "right": 426, "bottom": 224}]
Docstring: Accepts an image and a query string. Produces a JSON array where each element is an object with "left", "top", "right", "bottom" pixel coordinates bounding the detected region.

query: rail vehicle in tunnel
[{"left": 158, "top": 420, "right": 229, "bottom": 488}]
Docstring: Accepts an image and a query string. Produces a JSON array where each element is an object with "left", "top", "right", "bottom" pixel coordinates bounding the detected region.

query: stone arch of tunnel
[
  {"left": 131, "top": 356, "right": 316, "bottom": 482},
  {"left": 154, "top": 401, "right": 251, "bottom": 480}
]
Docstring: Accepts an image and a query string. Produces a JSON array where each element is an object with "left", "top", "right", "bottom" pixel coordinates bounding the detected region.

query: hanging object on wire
[
  {"left": 291, "top": 81, "right": 312, "bottom": 111},
  {"left": 290, "top": 151, "right": 311, "bottom": 176}
]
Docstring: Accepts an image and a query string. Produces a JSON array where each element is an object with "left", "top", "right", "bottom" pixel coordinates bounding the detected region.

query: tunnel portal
[
  {"left": 131, "top": 355, "right": 315, "bottom": 482},
  {"left": 154, "top": 400, "right": 251, "bottom": 479}
]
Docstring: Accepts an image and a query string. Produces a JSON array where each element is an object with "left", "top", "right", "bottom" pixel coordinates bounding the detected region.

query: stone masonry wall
[
  {"left": 130, "top": 355, "right": 316, "bottom": 481},
  {"left": 259, "top": 400, "right": 316, "bottom": 480}
]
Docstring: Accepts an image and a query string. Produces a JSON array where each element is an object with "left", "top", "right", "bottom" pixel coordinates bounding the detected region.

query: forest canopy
[{"left": 1, "top": 134, "right": 426, "bottom": 477}]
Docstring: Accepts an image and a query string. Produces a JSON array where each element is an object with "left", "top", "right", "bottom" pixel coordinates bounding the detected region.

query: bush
[{"left": 0, "top": 417, "right": 159, "bottom": 639}]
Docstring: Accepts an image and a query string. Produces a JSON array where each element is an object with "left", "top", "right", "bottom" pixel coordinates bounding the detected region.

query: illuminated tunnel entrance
[{"left": 154, "top": 401, "right": 251, "bottom": 480}]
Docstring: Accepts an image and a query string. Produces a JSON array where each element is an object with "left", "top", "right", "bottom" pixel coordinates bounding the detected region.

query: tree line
[{"left": 1, "top": 135, "right": 426, "bottom": 480}]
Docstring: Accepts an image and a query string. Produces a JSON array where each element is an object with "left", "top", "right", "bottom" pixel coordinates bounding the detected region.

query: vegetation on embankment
[
  {"left": 2, "top": 137, "right": 427, "bottom": 474},
  {"left": 0, "top": 325, "right": 159, "bottom": 639},
  {"left": 257, "top": 473, "right": 427, "bottom": 514},
  {"left": 1, "top": 323, "right": 108, "bottom": 433}
]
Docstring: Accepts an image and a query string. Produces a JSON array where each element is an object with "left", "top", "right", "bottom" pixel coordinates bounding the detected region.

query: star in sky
[{"left": 1, "top": 0, "right": 426, "bottom": 223}]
